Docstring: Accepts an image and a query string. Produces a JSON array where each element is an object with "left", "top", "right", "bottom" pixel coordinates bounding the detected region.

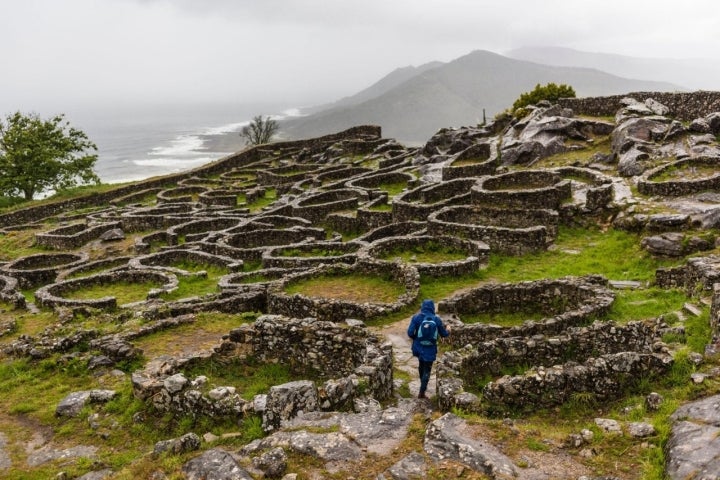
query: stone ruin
[{"left": 2, "top": 93, "right": 720, "bottom": 478}]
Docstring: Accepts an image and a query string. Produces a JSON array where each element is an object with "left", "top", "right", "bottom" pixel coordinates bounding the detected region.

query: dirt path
[{"left": 371, "top": 316, "right": 435, "bottom": 398}]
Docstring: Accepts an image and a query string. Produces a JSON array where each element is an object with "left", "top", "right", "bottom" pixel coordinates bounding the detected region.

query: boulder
[
  {"left": 666, "top": 395, "right": 720, "bottom": 479},
  {"left": 706, "top": 112, "right": 720, "bottom": 135},
  {"left": 262, "top": 380, "right": 319, "bottom": 432},
  {"left": 56, "top": 390, "right": 117, "bottom": 417},
  {"left": 641, "top": 232, "right": 685, "bottom": 257},
  {"left": 645, "top": 392, "right": 664, "bottom": 411},
  {"left": 689, "top": 118, "right": 711, "bottom": 134},
  {"left": 424, "top": 413, "right": 518, "bottom": 478},
  {"left": 594, "top": 418, "right": 622, "bottom": 434},
  {"left": 627, "top": 422, "right": 656, "bottom": 438},
  {"left": 385, "top": 451, "right": 427, "bottom": 480},
  {"left": 182, "top": 449, "right": 253, "bottom": 480},
  {"left": 251, "top": 447, "right": 287, "bottom": 479},
  {"left": 154, "top": 432, "right": 201, "bottom": 455},
  {"left": 99, "top": 228, "right": 125, "bottom": 242}
]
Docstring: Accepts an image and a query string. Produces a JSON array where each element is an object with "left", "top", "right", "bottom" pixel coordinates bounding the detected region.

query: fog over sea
[{"left": 62, "top": 102, "right": 302, "bottom": 184}]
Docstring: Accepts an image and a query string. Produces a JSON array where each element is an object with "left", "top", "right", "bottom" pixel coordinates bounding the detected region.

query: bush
[{"left": 511, "top": 83, "right": 576, "bottom": 117}]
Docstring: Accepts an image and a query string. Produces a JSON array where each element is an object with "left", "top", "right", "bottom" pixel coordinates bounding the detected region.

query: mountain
[
  {"left": 506, "top": 46, "right": 720, "bottom": 91},
  {"left": 281, "top": 50, "right": 681, "bottom": 144}
]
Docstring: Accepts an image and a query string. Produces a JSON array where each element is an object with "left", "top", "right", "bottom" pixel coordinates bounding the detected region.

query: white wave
[
  {"left": 132, "top": 156, "right": 215, "bottom": 168},
  {"left": 204, "top": 121, "right": 250, "bottom": 136},
  {"left": 150, "top": 135, "right": 205, "bottom": 156}
]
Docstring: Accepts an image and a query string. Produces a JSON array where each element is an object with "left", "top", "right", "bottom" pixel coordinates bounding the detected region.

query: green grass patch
[
  {"left": 378, "top": 241, "right": 469, "bottom": 264},
  {"left": 285, "top": 272, "right": 405, "bottom": 303},
  {"left": 532, "top": 135, "right": 612, "bottom": 168},
  {"left": 248, "top": 188, "right": 277, "bottom": 213},
  {"left": 183, "top": 357, "right": 295, "bottom": 400},
  {"left": 651, "top": 162, "right": 717, "bottom": 182},
  {"left": 65, "top": 279, "right": 163, "bottom": 305},
  {"left": 378, "top": 181, "right": 408, "bottom": 197},
  {"left": 609, "top": 288, "right": 688, "bottom": 323},
  {"left": 367, "top": 203, "right": 392, "bottom": 212},
  {"left": 480, "top": 227, "right": 681, "bottom": 283},
  {"left": 0, "top": 229, "right": 49, "bottom": 260},
  {"left": 278, "top": 247, "right": 350, "bottom": 258},
  {"left": 461, "top": 310, "right": 546, "bottom": 326},
  {"left": 160, "top": 264, "right": 228, "bottom": 301}
]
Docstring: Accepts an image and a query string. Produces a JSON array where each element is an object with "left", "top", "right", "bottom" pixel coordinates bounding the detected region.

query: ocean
[{"left": 63, "top": 102, "right": 301, "bottom": 184}]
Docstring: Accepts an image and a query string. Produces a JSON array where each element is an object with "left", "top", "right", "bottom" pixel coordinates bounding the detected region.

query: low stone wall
[
  {"left": 119, "top": 204, "right": 197, "bottom": 232},
  {"left": 392, "top": 178, "right": 476, "bottom": 222},
  {"left": 267, "top": 260, "right": 420, "bottom": 322},
  {"left": 291, "top": 188, "right": 368, "bottom": 223},
  {"left": 261, "top": 241, "right": 363, "bottom": 269},
  {"left": 206, "top": 227, "right": 326, "bottom": 261},
  {"left": 129, "top": 249, "right": 243, "bottom": 276},
  {"left": 198, "top": 189, "right": 243, "bottom": 208},
  {"left": 356, "top": 221, "right": 427, "bottom": 243},
  {"left": 551, "top": 167, "right": 614, "bottom": 211},
  {"left": 637, "top": 157, "right": 720, "bottom": 197},
  {"left": 361, "top": 235, "right": 490, "bottom": 277},
  {"left": 218, "top": 268, "right": 307, "bottom": 294},
  {"left": 558, "top": 91, "right": 720, "bottom": 122},
  {"left": 346, "top": 171, "right": 417, "bottom": 192},
  {"left": 35, "top": 269, "right": 179, "bottom": 310},
  {"left": 480, "top": 351, "right": 672, "bottom": 411},
  {"left": 1, "top": 252, "right": 90, "bottom": 289},
  {"left": 166, "top": 217, "right": 243, "bottom": 245},
  {"left": 131, "top": 314, "right": 393, "bottom": 428},
  {"left": 157, "top": 186, "right": 210, "bottom": 204},
  {"left": 0, "top": 274, "right": 26, "bottom": 309},
  {"left": 315, "top": 166, "right": 373, "bottom": 185},
  {"left": 655, "top": 255, "right": 720, "bottom": 294},
  {"left": 428, "top": 205, "right": 556, "bottom": 255},
  {"left": 438, "top": 276, "right": 615, "bottom": 347},
  {"left": 436, "top": 319, "right": 667, "bottom": 412},
  {"left": 471, "top": 170, "right": 571, "bottom": 210},
  {"left": 441, "top": 143, "right": 498, "bottom": 181},
  {"left": 35, "top": 221, "right": 122, "bottom": 250},
  {"left": 256, "top": 164, "right": 320, "bottom": 186},
  {"left": 0, "top": 125, "right": 382, "bottom": 227},
  {"left": 56, "top": 256, "right": 132, "bottom": 281}
]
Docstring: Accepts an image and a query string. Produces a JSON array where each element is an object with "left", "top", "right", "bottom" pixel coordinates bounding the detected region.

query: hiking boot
[{"left": 418, "top": 391, "right": 427, "bottom": 399}]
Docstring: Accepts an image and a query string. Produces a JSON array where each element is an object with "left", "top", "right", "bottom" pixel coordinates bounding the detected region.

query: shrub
[{"left": 511, "top": 83, "right": 576, "bottom": 117}]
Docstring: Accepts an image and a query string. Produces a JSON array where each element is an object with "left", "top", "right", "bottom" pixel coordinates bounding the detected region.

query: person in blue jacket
[{"left": 407, "top": 299, "right": 449, "bottom": 399}]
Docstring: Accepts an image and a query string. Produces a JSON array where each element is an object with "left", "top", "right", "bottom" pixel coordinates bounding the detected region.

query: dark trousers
[{"left": 418, "top": 359, "right": 434, "bottom": 394}]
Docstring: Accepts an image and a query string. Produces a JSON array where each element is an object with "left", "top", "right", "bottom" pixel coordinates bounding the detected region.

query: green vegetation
[
  {"left": 461, "top": 310, "right": 546, "bottom": 326},
  {"left": 65, "top": 279, "right": 163, "bottom": 305},
  {"left": 511, "top": 82, "right": 576, "bottom": 117},
  {"left": 378, "top": 181, "right": 408, "bottom": 197},
  {"left": 379, "top": 241, "right": 469, "bottom": 264},
  {"left": 0, "top": 112, "right": 100, "bottom": 201},
  {"left": 248, "top": 187, "right": 277, "bottom": 213},
  {"left": 533, "top": 135, "right": 612, "bottom": 168},
  {"left": 161, "top": 263, "right": 229, "bottom": 301},
  {"left": 184, "top": 357, "right": 294, "bottom": 400},
  {"left": 651, "top": 163, "right": 719, "bottom": 182},
  {"left": 285, "top": 272, "right": 406, "bottom": 303},
  {"left": 278, "top": 247, "right": 350, "bottom": 258}
]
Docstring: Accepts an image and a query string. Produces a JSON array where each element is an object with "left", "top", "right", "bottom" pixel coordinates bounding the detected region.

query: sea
[{"left": 62, "top": 102, "right": 303, "bottom": 184}]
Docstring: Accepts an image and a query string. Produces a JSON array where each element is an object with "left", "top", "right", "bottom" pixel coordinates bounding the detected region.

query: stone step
[{"left": 683, "top": 303, "right": 703, "bottom": 317}]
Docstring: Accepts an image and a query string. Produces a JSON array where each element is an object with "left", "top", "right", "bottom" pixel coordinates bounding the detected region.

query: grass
[
  {"left": 132, "top": 312, "right": 257, "bottom": 360},
  {"left": 183, "top": 356, "right": 296, "bottom": 400},
  {"left": 378, "top": 241, "right": 469, "bottom": 264},
  {"left": 65, "top": 279, "right": 164, "bottom": 305},
  {"left": 0, "top": 229, "right": 50, "bottom": 260},
  {"left": 278, "top": 247, "right": 350, "bottom": 258},
  {"left": 378, "top": 181, "right": 408, "bottom": 197},
  {"left": 451, "top": 157, "right": 488, "bottom": 166},
  {"left": 367, "top": 203, "right": 392, "bottom": 212},
  {"left": 461, "top": 310, "right": 546, "bottom": 326},
  {"left": 480, "top": 226, "right": 681, "bottom": 283},
  {"left": 285, "top": 272, "right": 406, "bottom": 303},
  {"left": 532, "top": 135, "right": 612, "bottom": 168},
  {"left": 248, "top": 188, "right": 277, "bottom": 213},
  {"left": 609, "top": 288, "right": 689, "bottom": 323},
  {"left": 651, "top": 163, "right": 720, "bottom": 182}
]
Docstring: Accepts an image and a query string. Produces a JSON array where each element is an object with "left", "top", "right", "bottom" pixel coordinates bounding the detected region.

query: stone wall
[
  {"left": 438, "top": 276, "right": 615, "bottom": 347},
  {"left": 0, "top": 125, "right": 382, "bottom": 227},
  {"left": 637, "top": 157, "right": 720, "bottom": 197},
  {"left": 558, "top": 91, "right": 720, "bottom": 121},
  {"left": 1, "top": 252, "right": 90, "bottom": 289},
  {"left": 35, "top": 221, "right": 121, "bottom": 250},
  {"left": 471, "top": 171, "right": 571, "bottom": 210}
]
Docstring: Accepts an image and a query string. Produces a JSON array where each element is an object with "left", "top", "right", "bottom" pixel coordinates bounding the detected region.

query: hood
[{"left": 420, "top": 299, "right": 436, "bottom": 316}]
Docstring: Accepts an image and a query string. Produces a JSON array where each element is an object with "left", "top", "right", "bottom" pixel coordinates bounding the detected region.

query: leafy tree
[
  {"left": 512, "top": 83, "right": 576, "bottom": 116},
  {"left": 240, "top": 115, "right": 279, "bottom": 145},
  {"left": 0, "top": 112, "right": 100, "bottom": 200}
]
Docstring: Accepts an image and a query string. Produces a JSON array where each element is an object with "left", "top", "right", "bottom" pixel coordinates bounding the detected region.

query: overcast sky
[{"left": 1, "top": 0, "right": 719, "bottom": 113}]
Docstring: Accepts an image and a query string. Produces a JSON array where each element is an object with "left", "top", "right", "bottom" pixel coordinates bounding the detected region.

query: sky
[{"left": 1, "top": 0, "right": 719, "bottom": 114}]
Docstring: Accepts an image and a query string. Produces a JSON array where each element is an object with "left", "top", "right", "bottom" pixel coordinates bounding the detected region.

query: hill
[
  {"left": 281, "top": 49, "right": 680, "bottom": 143},
  {"left": 506, "top": 46, "right": 720, "bottom": 91}
]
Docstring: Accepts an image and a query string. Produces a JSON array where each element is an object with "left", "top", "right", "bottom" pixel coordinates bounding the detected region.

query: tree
[
  {"left": 0, "top": 112, "right": 100, "bottom": 200},
  {"left": 240, "top": 115, "right": 279, "bottom": 146},
  {"left": 512, "top": 83, "right": 576, "bottom": 116}
]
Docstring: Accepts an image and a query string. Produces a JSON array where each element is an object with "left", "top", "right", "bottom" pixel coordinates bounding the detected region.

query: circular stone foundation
[
  {"left": 35, "top": 269, "right": 179, "bottom": 310},
  {"left": 638, "top": 156, "right": 720, "bottom": 196},
  {"left": 362, "top": 235, "right": 489, "bottom": 277},
  {"left": 261, "top": 241, "right": 364, "bottom": 269},
  {"left": 267, "top": 260, "right": 419, "bottom": 321},
  {"left": 471, "top": 170, "right": 571, "bottom": 209},
  {"left": 1, "top": 252, "right": 90, "bottom": 289},
  {"left": 428, "top": 205, "right": 558, "bottom": 255}
]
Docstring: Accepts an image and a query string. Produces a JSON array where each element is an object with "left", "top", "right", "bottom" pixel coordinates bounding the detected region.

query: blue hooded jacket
[{"left": 407, "top": 299, "right": 449, "bottom": 362}]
